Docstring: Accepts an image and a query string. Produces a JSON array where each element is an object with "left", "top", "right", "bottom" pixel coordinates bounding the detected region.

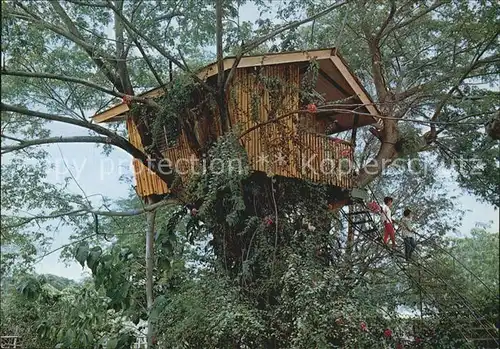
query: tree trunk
[
  {"left": 355, "top": 118, "right": 399, "bottom": 188},
  {"left": 145, "top": 196, "right": 157, "bottom": 349}
]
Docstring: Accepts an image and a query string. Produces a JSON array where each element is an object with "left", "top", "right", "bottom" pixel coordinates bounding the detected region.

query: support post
[
  {"left": 347, "top": 115, "right": 359, "bottom": 253},
  {"left": 418, "top": 268, "right": 424, "bottom": 322},
  {"left": 146, "top": 195, "right": 158, "bottom": 349},
  {"left": 350, "top": 114, "right": 360, "bottom": 148},
  {"left": 346, "top": 204, "right": 354, "bottom": 253}
]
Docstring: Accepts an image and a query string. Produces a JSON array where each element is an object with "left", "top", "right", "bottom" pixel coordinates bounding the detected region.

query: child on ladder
[
  {"left": 400, "top": 208, "right": 417, "bottom": 261},
  {"left": 381, "top": 196, "right": 396, "bottom": 248}
]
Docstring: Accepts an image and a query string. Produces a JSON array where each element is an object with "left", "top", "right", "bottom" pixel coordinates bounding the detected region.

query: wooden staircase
[
  {"left": 345, "top": 205, "right": 380, "bottom": 239},
  {"left": 341, "top": 189, "right": 381, "bottom": 247}
]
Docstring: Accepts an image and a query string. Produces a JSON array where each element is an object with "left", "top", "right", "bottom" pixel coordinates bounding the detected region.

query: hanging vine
[
  {"left": 299, "top": 59, "right": 320, "bottom": 106},
  {"left": 153, "top": 76, "right": 196, "bottom": 148}
]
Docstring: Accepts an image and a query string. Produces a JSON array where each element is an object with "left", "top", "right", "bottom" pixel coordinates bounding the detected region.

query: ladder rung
[
  {"left": 352, "top": 219, "right": 372, "bottom": 225},
  {"left": 348, "top": 211, "right": 370, "bottom": 215}
]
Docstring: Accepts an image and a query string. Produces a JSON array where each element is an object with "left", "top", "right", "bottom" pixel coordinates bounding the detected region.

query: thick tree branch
[
  {"left": 104, "top": 0, "right": 185, "bottom": 71},
  {"left": 0, "top": 103, "right": 175, "bottom": 186},
  {"left": 2, "top": 70, "right": 119, "bottom": 97},
  {"left": 427, "top": 32, "right": 499, "bottom": 141},
  {"left": 1, "top": 70, "right": 159, "bottom": 109},
  {"left": 152, "top": 11, "right": 183, "bottom": 23},
  {"left": 1, "top": 134, "right": 24, "bottom": 143},
  {"left": 10, "top": 3, "right": 121, "bottom": 88},
  {"left": 112, "top": 0, "right": 134, "bottom": 94},
  {"left": 4, "top": 198, "right": 180, "bottom": 229},
  {"left": 367, "top": 39, "right": 389, "bottom": 104},
  {"left": 383, "top": 1, "right": 447, "bottom": 38},
  {"left": 1, "top": 135, "right": 113, "bottom": 154},
  {"left": 224, "top": 0, "right": 349, "bottom": 93},
  {"left": 216, "top": 0, "right": 224, "bottom": 91},
  {"left": 215, "top": 0, "right": 230, "bottom": 132},
  {"left": 104, "top": 0, "right": 216, "bottom": 95},
  {"left": 375, "top": 0, "right": 396, "bottom": 42},
  {"left": 65, "top": 0, "right": 108, "bottom": 7},
  {"left": 133, "top": 39, "right": 165, "bottom": 87}
]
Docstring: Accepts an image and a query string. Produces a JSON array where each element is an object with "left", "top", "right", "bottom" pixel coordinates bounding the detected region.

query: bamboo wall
[
  {"left": 128, "top": 63, "right": 353, "bottom": 197},
  {"left": 126, "top": 118, "right": 170, "bottom": 196},
  {"left": 233, "top": 64, "right": 353, "bottom": 188},
  {"left": 231, "top": 64, "right": 299, "bottom": 179}
]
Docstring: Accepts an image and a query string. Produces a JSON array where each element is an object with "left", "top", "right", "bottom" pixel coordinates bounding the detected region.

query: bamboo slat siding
[
  {"left": 234, "top": 64, "right": 299, "bottom": 179},
  {"left": 129, "top": 63, "right": 353, "bottom": 197},
  {"left": 235, "top": 64, "right": 353, "bottom": 188},
  {"left": 126, "top": 118, "right": 170, "bottom": 196}
]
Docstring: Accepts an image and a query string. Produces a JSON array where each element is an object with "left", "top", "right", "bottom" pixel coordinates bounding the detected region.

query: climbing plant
[{"left": 299, "top": 59, "right": 320, "bottom": 106}]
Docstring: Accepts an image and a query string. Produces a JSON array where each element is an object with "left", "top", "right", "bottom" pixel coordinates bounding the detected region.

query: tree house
[{"left": 92, "top": 48, "right": 380, "bottom": 201}]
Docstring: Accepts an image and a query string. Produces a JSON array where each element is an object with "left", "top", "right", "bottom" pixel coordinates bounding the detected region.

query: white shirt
[
  {"left": 380, "top": 204, "right": 392, "bottom": 224},
  {"left": 400, "top": 217, "right": 415, "bottom": 238}
]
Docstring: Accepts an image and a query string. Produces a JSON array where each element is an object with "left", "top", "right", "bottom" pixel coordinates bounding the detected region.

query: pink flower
[
  {"left": 122, "top": 95, "right": 132, "bottom": 105},
  {"left": 307, "top": 104, "right": 317, "bottom": 113},
  {"left": 340, "top": 149, "right": 351, "bottom": 157},
  {"left": 367, "top": 201, "right": 381, "bottom": 213},
  {"left": 384, "top": 328, "right": 392, "bottom": 338},
  {"left": 360, "top": 322, "right": 368, "bottom": 332}
]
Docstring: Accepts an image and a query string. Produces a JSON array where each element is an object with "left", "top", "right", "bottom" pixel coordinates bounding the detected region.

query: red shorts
[
  {"left": 383, "top": 222, "right": 395, "bottom": 244},
  {"left": 384, "top": 222, "right": 395, "bottom": 234}
]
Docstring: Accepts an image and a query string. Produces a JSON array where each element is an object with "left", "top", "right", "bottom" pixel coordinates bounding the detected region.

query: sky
[{"left": 3, "top": 1, "right": 498, "bottom": 281}]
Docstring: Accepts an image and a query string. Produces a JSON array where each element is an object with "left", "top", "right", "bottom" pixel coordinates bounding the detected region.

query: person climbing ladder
[
  {"left": 400, "top": 208, "right": 417, "bottom": 261},
  {"left": 381, "top": 196, "right": 396, "bottom": 248}
]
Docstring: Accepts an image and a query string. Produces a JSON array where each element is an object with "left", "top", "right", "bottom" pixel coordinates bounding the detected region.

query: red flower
[
  {"left": 367, "top": 201, "right": 381, "bottom": 213},
  {"left": 122, "top": 95, "right": 132, "bottom": 105},
  {"left": 360, "top": 322, "right": 368, "bottom": 332},
  {"left": 265, "top": 217, "right": 273, "bottom": 226},
  {"left": 396, "top": 343, "right": 403, "bottom": 349},
  {"left": 307, "top": 104, "right": 317, "bottom": 113},
  {"left": 415, "top": 337, "right": 421, "bottom": 344},
  {"left": 384, "top": 328, "right": 392, "bottom": 338},
  {"left": 340, "top": 149, "right": 351, "bottom": 157}
]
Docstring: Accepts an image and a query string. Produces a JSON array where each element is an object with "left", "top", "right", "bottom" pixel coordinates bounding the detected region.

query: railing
[
  {"left": 298, "top": 132, "right": 354, "bottom": 188},
  {"left": 242, "top": 121, "right": 354, "bottom": 188},
  {"left": 0, "top": 336, "right": 22, "bottom": 349},
  {"left": 129, "top": 116, "right": 355, "bottom": 197}
]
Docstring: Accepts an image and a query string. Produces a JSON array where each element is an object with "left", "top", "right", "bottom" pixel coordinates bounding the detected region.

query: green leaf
[
  {"left": 86, "top": 246, "right": 102, "bottom": 274},
  {"left": 116, "top": 333, "right": 135, "bottom": 349},
  {"left": 65, "top": 328, "right": 75, "bottom": 346},
  {"left": 74, "top": 241, "right": 90, "bottom": 268},
  {"left": 106, "top": 337, "right": 118, "bottom": 349},
  {"left": 84, "top": 329, "right": 94, "bottom": 345}
]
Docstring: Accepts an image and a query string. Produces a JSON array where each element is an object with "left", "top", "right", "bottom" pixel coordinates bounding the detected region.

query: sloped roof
[{"left": 92, "top": 48, "right": 380, "bottom": 124}]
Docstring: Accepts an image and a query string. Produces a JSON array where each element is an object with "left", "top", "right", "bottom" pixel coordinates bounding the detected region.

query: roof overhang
[{"left": 92, "top": 48, "right": 381, "bottom": 124}]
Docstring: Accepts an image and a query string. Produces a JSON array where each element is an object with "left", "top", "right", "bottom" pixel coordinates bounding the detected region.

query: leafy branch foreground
[{"left": 4, "top": 136, "right": 498, "bottom": 348}]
